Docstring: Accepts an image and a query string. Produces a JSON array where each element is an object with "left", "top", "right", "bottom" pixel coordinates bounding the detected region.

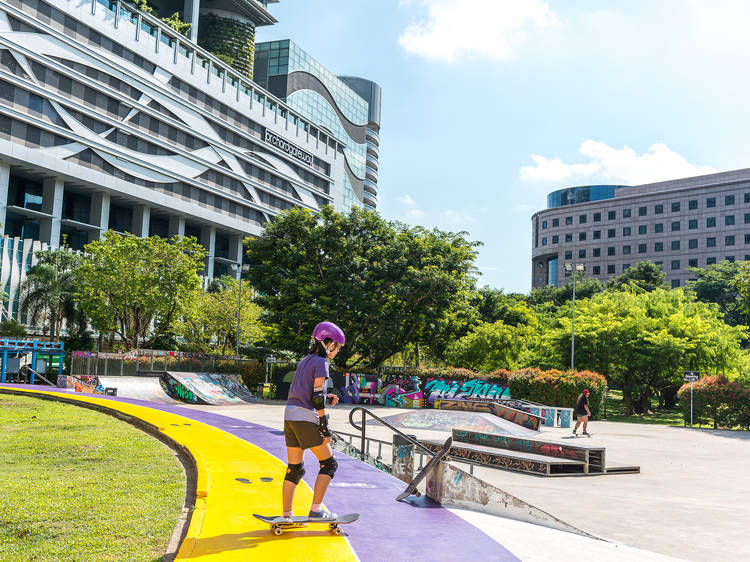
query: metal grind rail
[
  {"left": 347, "top": 406, "right": 478, "bottom": 474},
  {"left": 334, "top": 429, "right": 476, "bottom": 475}
]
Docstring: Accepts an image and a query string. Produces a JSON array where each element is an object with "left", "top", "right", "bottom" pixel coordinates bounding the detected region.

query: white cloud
[
  {"left": 440, "top": 210, "right": 474, "bottom": 225},
  {"left": 520, "top": 140, "right": 717, "bottom": 185},
  {"left": 399, "top": 194, "right": 416, "bottom": 205},
  {"left": 398, "top": 0, "right": 556, "bottom": 62}
]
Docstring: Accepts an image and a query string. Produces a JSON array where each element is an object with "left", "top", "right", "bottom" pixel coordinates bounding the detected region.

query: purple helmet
[{"left": 312, "top": 321, "right": 345, "bottom": 345}]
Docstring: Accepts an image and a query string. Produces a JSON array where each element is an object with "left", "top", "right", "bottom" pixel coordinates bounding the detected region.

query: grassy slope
[
  {"left": 601, "top": 389, "right": 684, "bottom": 426},
  {"left": 0, "top": 394, "right": 185, "bottom": 561}
]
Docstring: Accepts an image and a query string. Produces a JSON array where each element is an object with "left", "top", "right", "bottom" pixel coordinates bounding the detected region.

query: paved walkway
[{"left": 1, "top": 385, "right": 517, "bottom": 561}]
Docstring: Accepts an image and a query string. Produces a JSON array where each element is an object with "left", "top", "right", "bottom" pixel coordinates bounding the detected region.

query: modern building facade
[
  {"left": 0, "top": 0, "right": 380, "bottom": 321},
  {"left": 531, "top": 169, "right": 750, "bottom": 289},
  {"left": 254, "top": 39, "right": 382, "bottom": 210}
]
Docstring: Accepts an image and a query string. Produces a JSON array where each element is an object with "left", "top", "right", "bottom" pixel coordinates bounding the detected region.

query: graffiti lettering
[
  {"left": 454, "top": 429, "right": 592, "bottom": 462},
  {"left": 424, "top": 378, "right": 508, "bottom": 405}
]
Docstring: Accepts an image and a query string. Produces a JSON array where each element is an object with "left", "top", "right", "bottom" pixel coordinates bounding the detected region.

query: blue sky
[{"left": 256, "top": 1, "right": 750, "bottom": 293}]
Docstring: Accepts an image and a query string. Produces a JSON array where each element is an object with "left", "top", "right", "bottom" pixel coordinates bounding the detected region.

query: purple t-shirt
[{"left": 284, "top": 354, "right": 329, "bottom": 423}]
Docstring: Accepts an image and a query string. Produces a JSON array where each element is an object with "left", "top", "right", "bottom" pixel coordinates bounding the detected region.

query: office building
[{"left": 531, "top": 169, "right": 750, "bottom": 289}]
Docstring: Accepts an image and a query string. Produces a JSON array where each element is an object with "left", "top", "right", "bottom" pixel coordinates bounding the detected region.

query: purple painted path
[{"left": 1, "top": 385, "right": 519, "bottom": 561}]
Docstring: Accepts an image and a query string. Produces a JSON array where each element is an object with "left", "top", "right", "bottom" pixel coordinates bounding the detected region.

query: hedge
[
  {"left": 677, "top": 375, "right": 750, "bottom": 429},
  {"left": 508, "top": 369, "right": 608, "bottom": 419}
]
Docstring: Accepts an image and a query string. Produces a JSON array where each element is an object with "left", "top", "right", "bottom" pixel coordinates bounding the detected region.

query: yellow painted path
[{"left": 0, "top": 386, "right": 357, "bottom": 561}]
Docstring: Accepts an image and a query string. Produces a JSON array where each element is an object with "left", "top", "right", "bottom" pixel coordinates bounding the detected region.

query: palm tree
[{"left": 19, "top": 249, "right": 82, "bottom": 342}]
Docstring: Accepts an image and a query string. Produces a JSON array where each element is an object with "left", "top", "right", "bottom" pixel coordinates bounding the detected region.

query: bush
[
  {"left": 677, "top": 375, "right": 750, "bottom": 429},
  {"left": 508, "top": 369, "right": 608, "bottom": 418}
]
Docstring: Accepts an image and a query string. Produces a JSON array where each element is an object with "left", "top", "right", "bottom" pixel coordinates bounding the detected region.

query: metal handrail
[{"left": 348, "top": 406, "right": 435, "bottom": 461}]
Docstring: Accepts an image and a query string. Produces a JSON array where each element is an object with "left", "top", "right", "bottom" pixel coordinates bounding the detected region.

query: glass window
[
  {"left": 725, "top": 215, "right": 735, "bottom": 226},
  {"left": 655, "top": 204, "right": 664, "bottom": 214},
  {"left": 593, "top": 248, "right": 601, "bottom": 257},
  {"left": 608, "top": 229, "right": 616, "bottom": 238},
  {"left": 579, "top": 214, "right": 587, "bottom": 224},
  {"left": 727, "top": 255, "right": 736, "bottom": 263},
  {"left": 638, "top": 244, "right": 647, "bottom": 253},
  {"left": 565, "top": 251, "right": 572, "bottom": 259},
  {"left": 689, "top": 239, "right": 698, "bottom": 249},
  {"left": 623, "top": 227, "right": 631, "bottom": 236},
  {"left": 745, "top": 213, "right": 750, "bottom": 224},
  {"left": 565, "top": 216, "right": 573, "bottom": 225},
  {"left": 623, "top": 245, "right": 631, "bottom": 255},
  {"left": 688, "top": 199, "right": 698, "bottom": 210},
  {"left": 655, "top": 223, "right": 664, "bottom": 233},
  {"left": 542, "top": 237, "right": 547, "bottom": 246},
  {"left": 655, "top": 242, "right": 664, "bottom": 251},
  {"left": 707, "top": 197, "right": 716, "bottom": 208},
  {"left": 672, "top": 202, "right": 680, "bottom": 212},
  {"left": 565, "top": 233, "right": 573, "bottom": 242},
  {"left": 707, "top": 237, "right": 716, "bottom": 247},
  {"left": 593, "top": 212, "right": 601, "bottom": 222},
  {"left": 689, "top": 259, "right": 698, "bottom": 268},
  {"left": 593, "top": 266, "right": 600, "bottom": 275},
  {"left": 726, "top": 235, "right": 735, "bottom": 246},
  {"left": 542, "top": 220, "right": 547, "bottom": 229},
  {"left": 552, "top": 218, "right": 559, "bottom": 227},
  {"left": 707, "top": 217, "right": 716, "bottom": 227},
  {"left": 671, "top": 221, "right": 680, "bottom": 231},
  {"left": 608, "top": 211, "right": 616, "bottom": 220},
  {"left": 578, "top": 249, "right": 586, "bottom": 258},
  {"left": 638, "top": 225, "right": 647, "bottom": 235},
  {"left": 671, "top": 260, "right": 680, "bottom": 270},
  {"left": 593, "top": 230, "right": 601, "bottom": 239},
  {"left": 552, "top": 235, "right": 559, "bottom": 243},
  {"left": 671, "top": 240, "right": 680, "bottom": 250},
  {"left": 623, "top": 208, "right": 631, "bottom": 218},
  {"left": 745, "top": 234, "right": 750, "bottom": 244},
  {"left": 638, "top": 206, "right": 647, "bottom": 216},
  {"left": 689, "top": 219, "right": 697, "bottom": 229},
  {"left": 671, "top": 279, "right": 680, "bottom": 288},
  {"left": 745, "top": 193, "right": 750, "bottom": 204},
  {"left": 607, "top": 246, "right": 615, "bottom": 256},
  {"left": 579, "top": 232, "right": 587, "bottom": 241},
  {"left": 726, "top": 194, "right": 735, "bottom": 205},
  {"left": 707, "top": 257, "right": 717, "bottom": 265},
  {"left": 607, "top": 265, "right": 615, "bottom": 274}
]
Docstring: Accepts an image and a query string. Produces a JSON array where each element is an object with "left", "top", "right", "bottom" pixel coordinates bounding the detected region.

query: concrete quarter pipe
[{"left": 162, "top": 372, "right": 260, "bottom": 405}]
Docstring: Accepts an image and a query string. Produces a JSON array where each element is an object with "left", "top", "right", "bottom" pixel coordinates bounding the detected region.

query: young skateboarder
[
  {"left": 282, "top": 321, "right": 344, "bottom": 521},
  {"left": 573, "top": 389, "right": 591, "bottom": 435}
]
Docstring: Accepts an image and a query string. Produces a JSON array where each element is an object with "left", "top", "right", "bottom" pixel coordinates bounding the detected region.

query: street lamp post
[
  {"left": 564, "top": 263, "right": 586, "bottom": 371},
  {"left": 230, "top": 260, "right": 249, "bottom": 357}
]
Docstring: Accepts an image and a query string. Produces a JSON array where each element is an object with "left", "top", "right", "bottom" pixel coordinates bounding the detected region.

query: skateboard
[
  {"left": 572, "top": 433, "right": 593, "bottom": 438},
  {"left": 395, "top": 436, "right": 452, "bottom": 502},
  {"left": 253, "top": 513, "right": 359, "bottom": 536}
]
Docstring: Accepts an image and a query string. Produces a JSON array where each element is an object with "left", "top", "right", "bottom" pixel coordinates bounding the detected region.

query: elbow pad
[
  {"left": 312, "top": 388, "right": 326, "bottom": 410},
  {"left": 318, "top": 414, "right": 332, "bottom": 437}
]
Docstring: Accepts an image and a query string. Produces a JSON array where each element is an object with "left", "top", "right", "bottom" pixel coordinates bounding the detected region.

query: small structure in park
[{"left": 0, "top": 338, "right": 64, "bottom": 384}]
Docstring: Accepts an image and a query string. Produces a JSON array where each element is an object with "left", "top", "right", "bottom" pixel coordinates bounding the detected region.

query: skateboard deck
[
  {"left": 395, "top": 436, "right": 452, "bottom": 502},
  {"left": 253, "top": 513, "right": 359, "bottom": 536}
]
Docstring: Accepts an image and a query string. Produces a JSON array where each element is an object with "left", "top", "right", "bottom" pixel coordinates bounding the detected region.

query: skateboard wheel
[
  {"left": 273, "top": 528, "right": 283, "bottom": 536},
  {"left": 415, "top": 491, "right": 421, "bottom": 497},
  {"left": 334, "top": 527, "right": 343, "bottom": 535}
]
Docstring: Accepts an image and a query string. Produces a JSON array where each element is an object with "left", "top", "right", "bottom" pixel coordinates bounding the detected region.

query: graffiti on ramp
[{"left": 165, "top": 372, "right": 260, "bottom": 405}]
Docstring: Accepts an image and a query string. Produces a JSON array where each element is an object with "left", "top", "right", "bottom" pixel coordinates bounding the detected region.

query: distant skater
[
  {"left": 573, "top": 389, "right": 591, "bottom": 436},
  {"left": 282, "top": 321, "right": 345, "bottom": 521}
]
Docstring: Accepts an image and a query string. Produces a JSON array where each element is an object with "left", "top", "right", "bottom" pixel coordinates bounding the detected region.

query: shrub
[
  {"left": 677, "top": 375, "right": 750, "bottom": 429},
  {"left": 508, "top": 369, "right": 608, "bottom": 418}
]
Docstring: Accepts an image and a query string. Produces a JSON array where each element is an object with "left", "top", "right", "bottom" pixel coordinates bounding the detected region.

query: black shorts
[
  {"left": 284, "top": 420, "right": 324, "bottom": 449},
  {"left": 576, "top": 410, "right": 589, "bottom": 418}
]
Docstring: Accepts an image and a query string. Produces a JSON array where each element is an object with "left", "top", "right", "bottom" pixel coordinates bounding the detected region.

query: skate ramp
[
  {"left": 367, "top": 409, "right": 539, "bottom": 437},
  {"left": 97, "top": 376, "right": 178, "bottom": 404},
  {"left": 165, "top": 372, "right": 260, "bottom": 405}
]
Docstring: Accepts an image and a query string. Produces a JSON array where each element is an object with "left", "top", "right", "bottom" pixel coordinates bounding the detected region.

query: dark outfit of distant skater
[{"left": 573, "top": 389, "right": 591, "bottom": 436}]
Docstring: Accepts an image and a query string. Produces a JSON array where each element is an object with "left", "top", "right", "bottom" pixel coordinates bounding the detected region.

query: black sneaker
[{"left": 309, "top": 508, "right": 337, "bottom": 520}]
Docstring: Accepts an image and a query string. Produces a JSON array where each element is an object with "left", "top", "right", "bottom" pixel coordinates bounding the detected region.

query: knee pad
[
  {"left": 284, "top": 462, "right": 305, "bottom": 484},
  {"left": 319, "top": 456, "right": 338, "bottom": 479}
]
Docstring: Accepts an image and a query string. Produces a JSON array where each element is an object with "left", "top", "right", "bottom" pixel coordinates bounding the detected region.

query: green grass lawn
[
  {"left": 601, "top": 389, "right": 684, "bottom": 426},
  {"left": 0, "top": 393, "right": 185, "bottom": 561}
]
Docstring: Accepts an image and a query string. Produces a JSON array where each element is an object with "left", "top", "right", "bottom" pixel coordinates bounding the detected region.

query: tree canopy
[
  {"left": 608, "top": 261, "right": 667, "bottom": 292},
  {"left": 244, "top": 206, "right": 480, "bottom": 368}
]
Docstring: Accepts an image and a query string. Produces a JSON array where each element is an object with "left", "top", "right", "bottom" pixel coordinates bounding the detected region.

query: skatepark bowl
[{"left": 0, "top": 384, "right": 685, "bottom": 561}]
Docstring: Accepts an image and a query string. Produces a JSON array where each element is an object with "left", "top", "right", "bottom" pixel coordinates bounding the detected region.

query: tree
[
  {"left": 528, "top": 277, "right": 604, "bottom": 313},
  {"left": 445, "top": 320, "right": 533, "bottom": 373},
  {"left": 19, "top": 249, "right": 82, "bottom": 341},
  {"left": 76, "top": 232, "right": 207, "bottom": 350},
  {"left": 608, "top": 261, "right": 667, "bottom": 292},
  {"left": 244, "top": 206, "right": 479, "bottom": 368},
  {"left": 179, "top": 277, "right": 266, "bottom": 354},
  {"left": 533, "top": 287, "right": 746, "bottom": 415},
  {"left": 473, "top": 287, "right": 536, "bottom": 327},
  {"left": 687, "top": 260, "right": 744, "bottom": 325}
]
